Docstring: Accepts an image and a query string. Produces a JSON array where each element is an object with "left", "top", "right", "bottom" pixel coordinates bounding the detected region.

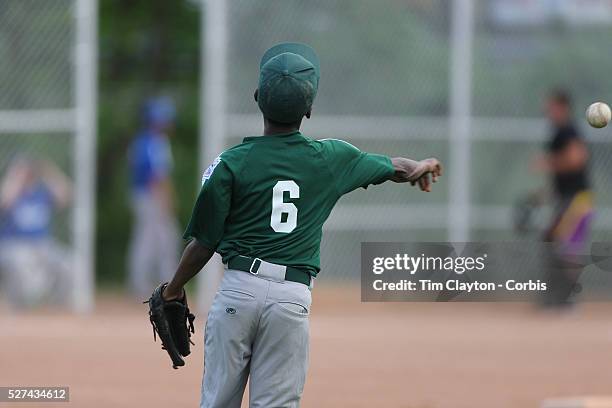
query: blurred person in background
[
  {"left": 0, "top": 156, "right": 72, "bottom": 308},
  {"left": 127, "top": 97, "right": 179, "bottom": 298},
  {"left": 534, "top": 89, "right": 593, "bottom": 307}
]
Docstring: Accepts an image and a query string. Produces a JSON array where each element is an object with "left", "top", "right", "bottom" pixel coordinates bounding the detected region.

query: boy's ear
[
  {"left": 254, "top": 89, "right": 258, "bottom": 102},
  {"left": 305, "top": 109, "right": 311, "bottom": 119}
]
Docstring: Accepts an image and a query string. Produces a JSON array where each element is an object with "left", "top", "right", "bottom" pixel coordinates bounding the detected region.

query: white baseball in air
[{"left": 586, "top": 102, "right": 611, "bottom": 128}]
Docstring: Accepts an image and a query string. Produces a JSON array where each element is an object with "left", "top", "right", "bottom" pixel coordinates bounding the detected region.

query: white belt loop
[{"left": 254, "top": 259, "right": 287, "bottom": 282}]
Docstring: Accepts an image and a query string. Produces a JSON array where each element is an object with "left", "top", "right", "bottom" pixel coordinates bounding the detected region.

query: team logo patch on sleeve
[{"left": 202, "top": 156, "right": 222, "bottom": 185}]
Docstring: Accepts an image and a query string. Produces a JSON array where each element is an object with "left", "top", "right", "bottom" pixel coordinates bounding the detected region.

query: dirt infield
[{"left": 1, "top": 286, "right": 611, "bottom": 408}]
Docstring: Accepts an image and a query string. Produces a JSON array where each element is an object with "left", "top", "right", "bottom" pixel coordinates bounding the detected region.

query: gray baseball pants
[
  {"left": 128, "top": 193, "right": 179, "bottom": 298},
  {"left": 200, "top": 268, "right": 312, "bottom": 408}
]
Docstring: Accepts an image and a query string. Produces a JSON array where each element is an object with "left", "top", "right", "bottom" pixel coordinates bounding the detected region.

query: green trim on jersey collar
[{"left": 243, "top": 131, "right": 302, "bottom": 143}]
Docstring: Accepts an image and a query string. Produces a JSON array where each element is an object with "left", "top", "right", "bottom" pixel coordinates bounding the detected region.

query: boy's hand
[
  {"left": 390, "top": 157, "right": 443, "bottom": 189},
  {"left": 162, "top": 283, "right": 185, "bottom": 301},
  {"left": 410, "top": 158, "right": 442, "bottom": 192}
]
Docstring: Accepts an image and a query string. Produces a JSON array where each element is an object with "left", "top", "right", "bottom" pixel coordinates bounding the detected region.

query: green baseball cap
[{"left": 257, "top": 42, "right": 320, "bottom": 124}]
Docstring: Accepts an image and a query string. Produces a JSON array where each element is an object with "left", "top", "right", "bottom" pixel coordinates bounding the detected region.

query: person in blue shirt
[
  {"left": 0, "top": 156, "right": 72, "bottom": 307},
  {"left": 127, "top": 97, "right": 179, "bottom": 297}
]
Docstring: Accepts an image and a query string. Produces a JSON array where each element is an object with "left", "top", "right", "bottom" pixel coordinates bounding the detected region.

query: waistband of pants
[{"left": 227, "top": 255, "right": 313, "bottom": 288}]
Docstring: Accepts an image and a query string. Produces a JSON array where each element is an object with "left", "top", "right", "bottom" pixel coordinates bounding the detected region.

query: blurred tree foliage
[{"left": 98, "top": 0, "right": 199, "bottom": 283}]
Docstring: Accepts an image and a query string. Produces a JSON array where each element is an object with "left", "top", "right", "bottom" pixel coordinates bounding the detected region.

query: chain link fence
[
  {"left": 0, "top": 1, "right": 75, "bottom": 243},
  {"left": 0, "top": 0, "right": 96, "bottom": 310}
]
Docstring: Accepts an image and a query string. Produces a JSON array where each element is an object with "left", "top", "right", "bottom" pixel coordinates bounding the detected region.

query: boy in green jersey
[{"left": 162, "top": 43, "right": 442, "bottom": 408}]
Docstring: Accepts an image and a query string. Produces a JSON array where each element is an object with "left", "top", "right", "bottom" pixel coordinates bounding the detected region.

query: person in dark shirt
[
  {"left": 536, "top": 90, "right": 593, "bottom": 306},
  {"left": 542, "top": 90, "right": 592, "bottom": 244}
]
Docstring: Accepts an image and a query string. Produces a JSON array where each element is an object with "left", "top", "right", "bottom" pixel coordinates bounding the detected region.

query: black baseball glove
[{"left": 145, "top": 283, "right": 196, "bottom": 369}]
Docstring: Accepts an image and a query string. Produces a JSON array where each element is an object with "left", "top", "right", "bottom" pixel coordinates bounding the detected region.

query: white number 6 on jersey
[{"left": 270, "top": 180, "right": 299, "bottom": 233}]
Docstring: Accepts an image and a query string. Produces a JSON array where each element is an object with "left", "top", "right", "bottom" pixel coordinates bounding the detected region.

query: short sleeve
[
  {"left": 183, "top": 158, "right": 232, "bottom": 249},
  {"left": 321, "top": 139, "right": 395, "bottom": 195}
]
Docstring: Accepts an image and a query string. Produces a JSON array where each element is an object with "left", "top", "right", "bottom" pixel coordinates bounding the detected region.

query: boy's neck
[{"left": 263, "top": 118, "right": 302, "bottom": 136}]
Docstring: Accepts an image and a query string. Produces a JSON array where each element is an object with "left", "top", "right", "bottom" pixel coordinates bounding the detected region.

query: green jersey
[{"left": 183, "top": 131, "right": 394, "bottom": 276}]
